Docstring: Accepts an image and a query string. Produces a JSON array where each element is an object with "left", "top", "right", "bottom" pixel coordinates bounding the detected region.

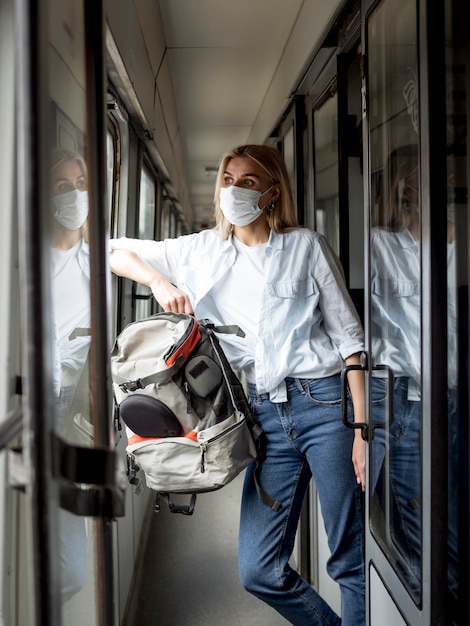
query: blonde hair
[
  {"left": 213, "top": 144, "right": 299, "bottom": 239},
  {"left": 50, "top": 149, "right": 89, "bottom": 241},
  {"left": 375, "top": 144, "right": 419, "bottom": 231},
  {"left": 50, "top": 149, "right": 87, "bottom": 177}
]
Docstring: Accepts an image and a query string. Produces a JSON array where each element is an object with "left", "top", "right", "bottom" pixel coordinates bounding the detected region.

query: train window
[
  {"left": 341, "top": 50, "right": 364, "bottom": 299},
  {"left": 138, "top": 164, "right": 156, "bottom": 238},
  {"left": 313, "top": 92, "right": 340, "bottom": 255},
  {"left": 283, "top": 124, "right": 295, "bottom": 194},
  {"left": 0, "top": 8, "right": 22, "bottom": 623},
  {"left": 135, "top": 163, "right": 157, "bottom": 320},
  {"left": 106, "top": 123, "right": 121, "bottom": 344},
  {"left": 170, "top": 206, "right": 179, "bottom": 237},
  {"left": 0, "top": 3, "right": 20, "bottom": 422},
  {"left": 278, "top": 98, "right": 306, "bottom": 226},
  {"left": 302, "top": 120, "right": 310, "bottom": 230},
  {"left": 34, "top": 3, "right": 123, "bottom": 621},
  {"left": 159, "top": 195, "right": 183, "bottom": 239},
  {"left": 41, "top": 0, "right": 116, "bottom": 621},
  {"left": 160, "top": 195, "right": 172, "bottom": 240},
  {"left": 366, "top": 0, "right": 422, "bottom": 603},
  {"left": 444, "top": 0, "right": 468, "bottom": 619},
  {"left": 175, "top": 217, "right": 186, "bottom": 237}
]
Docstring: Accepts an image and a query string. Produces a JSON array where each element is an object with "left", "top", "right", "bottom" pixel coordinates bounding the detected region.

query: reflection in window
[
  {"left": 444, "top": 0, "right": 468, "bottom": 620},
  {"left": 367, "top": 0, "right": 422, "bottom": 603},
  {"left": 49, "top": 147, "right": 91, "bottom": 608},
  {"left": 50, "top": 149, "right": 92, "bottom": 446}
]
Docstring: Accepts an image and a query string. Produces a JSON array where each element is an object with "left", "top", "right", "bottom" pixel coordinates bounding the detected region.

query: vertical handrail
[
  {"left": 84, "top": 1, "right": 118, "bottom": 624},
  {"left": 15, "top": 0, "right": 61, "bottom": 623}
]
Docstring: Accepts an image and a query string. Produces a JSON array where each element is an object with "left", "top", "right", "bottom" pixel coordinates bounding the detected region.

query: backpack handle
[{"left": 155, "top": 492, "right": 197, "bottom": 516}]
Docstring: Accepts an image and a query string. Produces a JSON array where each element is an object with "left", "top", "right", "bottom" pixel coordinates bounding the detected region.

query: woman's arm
[
  {"left": 344, "top": 352, "right": 366, "bottom": 491},
  {"left": 110, "top": 249, "right": 193, "bottom": 314}
]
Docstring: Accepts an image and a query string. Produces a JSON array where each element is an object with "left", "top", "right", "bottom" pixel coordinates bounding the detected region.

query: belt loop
[{"left": 294, "top": 378, "right": 304, "bottom": 394}]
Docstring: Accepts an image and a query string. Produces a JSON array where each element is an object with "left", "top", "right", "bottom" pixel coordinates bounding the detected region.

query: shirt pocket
[
  {"left": 372, "top": 277, "right": 419, "bottom": 298},
  {"left": 266, "top": 277, "right": 316, "bottom": 299}
]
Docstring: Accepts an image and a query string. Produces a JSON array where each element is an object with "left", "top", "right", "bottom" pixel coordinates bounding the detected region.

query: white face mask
[
  {"left": 52, "top": 189, "right": 89, "bottom": 230},
  {"left": 219, "top": 185, "right": 272, "bottom": 227}
]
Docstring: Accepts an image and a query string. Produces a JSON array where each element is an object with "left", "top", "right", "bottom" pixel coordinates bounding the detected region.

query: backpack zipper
[{"left": 199, "top": 417, "right": 243, "bottom": 473}]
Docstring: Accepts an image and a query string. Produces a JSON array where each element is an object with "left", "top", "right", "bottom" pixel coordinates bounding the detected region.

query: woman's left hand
[{"left": 352, "top": 433, "right": 366, "bottom": 491}]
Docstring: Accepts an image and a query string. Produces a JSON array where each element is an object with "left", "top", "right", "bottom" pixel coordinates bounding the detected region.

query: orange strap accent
[
  {"left": 128, "top": 434, "right": 161, "bottom": 445},
  {"left": 128, "top": 430, "right": 198, "bottom": 446},
  {"left": 165, "top": 322, "right": 202, "bottom": 367}
]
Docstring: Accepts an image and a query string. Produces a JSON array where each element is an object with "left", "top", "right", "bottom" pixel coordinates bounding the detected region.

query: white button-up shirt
[
  {"left": 371, "top": 227, "right": 457, "bottom": 398},
  {"left": 371, "top": 227, "right": 421, "bottom": 389},
  {"left": 110, "top": 228, "right": 364, "bottom": 400}
]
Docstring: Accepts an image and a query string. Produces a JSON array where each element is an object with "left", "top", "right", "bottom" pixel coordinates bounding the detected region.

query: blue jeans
[
  {"left": 371, "top": 378, "right": 461, "bottom": 596},
  {"left": 370, "top": 377, "right": 421, "bottom": 591},
  {"left": 239, "top": 376, "right": 365, "bottom": 626}
]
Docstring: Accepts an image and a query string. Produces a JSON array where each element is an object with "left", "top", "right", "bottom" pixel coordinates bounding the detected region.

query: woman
[
  {"left": 50, "top": 148, "right": 91, "bottom": 432},
  {"left": 50, "top": 149, "right": 91, "bottom": 602},
  {"left": 110, "top": 144, "right": 365, "bottom": 625}
]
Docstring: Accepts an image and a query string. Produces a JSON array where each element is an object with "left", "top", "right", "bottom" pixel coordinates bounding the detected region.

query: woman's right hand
[{"left": 149, "top": 275, "right": 194, "bottom": 315}]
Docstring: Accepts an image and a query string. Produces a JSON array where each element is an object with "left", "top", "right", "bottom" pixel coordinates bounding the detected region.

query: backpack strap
[
  {"left": 205, "top": 328, "right": 281, "bottom": 512},
  {"left": 199, "top": 319, "right": 246, "bottom": 338},
  {"left": 68, "top": 327, "right": 92, "bottom": 340},
  {"left": 112, "top": 356, "right": 184, "bottom": 393},
  {"left": 245, "top": 417, "right": 281, "bottom": 512}
]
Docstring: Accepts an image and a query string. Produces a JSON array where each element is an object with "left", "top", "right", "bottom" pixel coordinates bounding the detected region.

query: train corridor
[{"left": 123, "top": 472, "right": 289, "bottom": 625}]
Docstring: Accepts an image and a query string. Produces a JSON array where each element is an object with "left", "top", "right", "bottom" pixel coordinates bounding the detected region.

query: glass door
[
  {"left": 11, "top": 1, "right": 124, "bottom": 624},
  {"left": 367, "top": 0, "right": 423, "bottom": 607},
  {"left": 362, "top": 0, "right": 468, "bottom": 623}
]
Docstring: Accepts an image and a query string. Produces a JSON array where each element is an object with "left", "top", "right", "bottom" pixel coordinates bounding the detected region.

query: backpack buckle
[{"left": 120, "top": 379, "right": 144, "bottom": 393}]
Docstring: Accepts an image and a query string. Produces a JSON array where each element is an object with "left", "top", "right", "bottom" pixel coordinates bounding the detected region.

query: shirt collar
[
  {"left": 267, "top": 230, "right": 284, "bottom": 250},
  {"left": 226, "top": 229, "right": 283, "bottom": 250},
  {"left": 396, "top": 228, "right": 418, "bottom": 251}
]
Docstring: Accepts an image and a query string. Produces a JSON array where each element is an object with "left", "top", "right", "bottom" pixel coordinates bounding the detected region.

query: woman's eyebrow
[{"left": 224, "top": 169, "right": 260, "bottom": 179}]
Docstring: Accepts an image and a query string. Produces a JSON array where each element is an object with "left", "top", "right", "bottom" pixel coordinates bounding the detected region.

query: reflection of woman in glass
[
  {"left": 50, "top": 150, "right": 92, "bottom": 442},
  {"left": 371, "top": 144, "right": 458, "bottom": 594},
  {"left": 50, "top": 149, "right": 91, "bottom": 602},
  {"left": 370, "top": 144, "right": 422, "bottom": 590}
]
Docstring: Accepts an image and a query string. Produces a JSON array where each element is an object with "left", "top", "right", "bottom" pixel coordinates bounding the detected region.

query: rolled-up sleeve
[{"left": 314, "top": 237, "right": 364, "bottom": 359}]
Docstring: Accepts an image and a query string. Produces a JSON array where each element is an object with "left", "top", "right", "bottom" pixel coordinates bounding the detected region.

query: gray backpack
[{"left": 111, "top": 312, "right": 279, "bottom": 514}]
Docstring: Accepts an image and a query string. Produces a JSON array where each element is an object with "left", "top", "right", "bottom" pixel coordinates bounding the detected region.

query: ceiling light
[{"left": 204, "top": 166, "right": 218, "bottom": 176}]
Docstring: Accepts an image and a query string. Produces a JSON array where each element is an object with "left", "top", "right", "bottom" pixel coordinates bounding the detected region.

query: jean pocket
[
  {"left": 303, "top": 376, "right": 342, "bottom": 406},
  {"left": 248, "top": 394, "right": 262, "bottom": 410},
  {"left": 371, "top": 377, "right": 389, "bottom": 404}
]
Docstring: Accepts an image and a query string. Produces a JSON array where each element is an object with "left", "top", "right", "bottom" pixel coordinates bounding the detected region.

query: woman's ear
[{"left": 271, "top": 184, "right": 281, "bottom": 203}]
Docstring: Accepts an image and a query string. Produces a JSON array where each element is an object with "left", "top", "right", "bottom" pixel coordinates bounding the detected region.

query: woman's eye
[
  {"left": 223, "top": 177, "right": 233, "bottom": 185},
  {"left": 58, "top": 183, "right": 74, "bottom": 193},
  {"left": 76, "top": 180, "right": 87, "bottom": 190}
]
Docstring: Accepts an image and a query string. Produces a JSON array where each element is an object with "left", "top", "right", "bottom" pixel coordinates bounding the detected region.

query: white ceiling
[{"left": 158, "top": 0, "right": 305, "bottom": 229}]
